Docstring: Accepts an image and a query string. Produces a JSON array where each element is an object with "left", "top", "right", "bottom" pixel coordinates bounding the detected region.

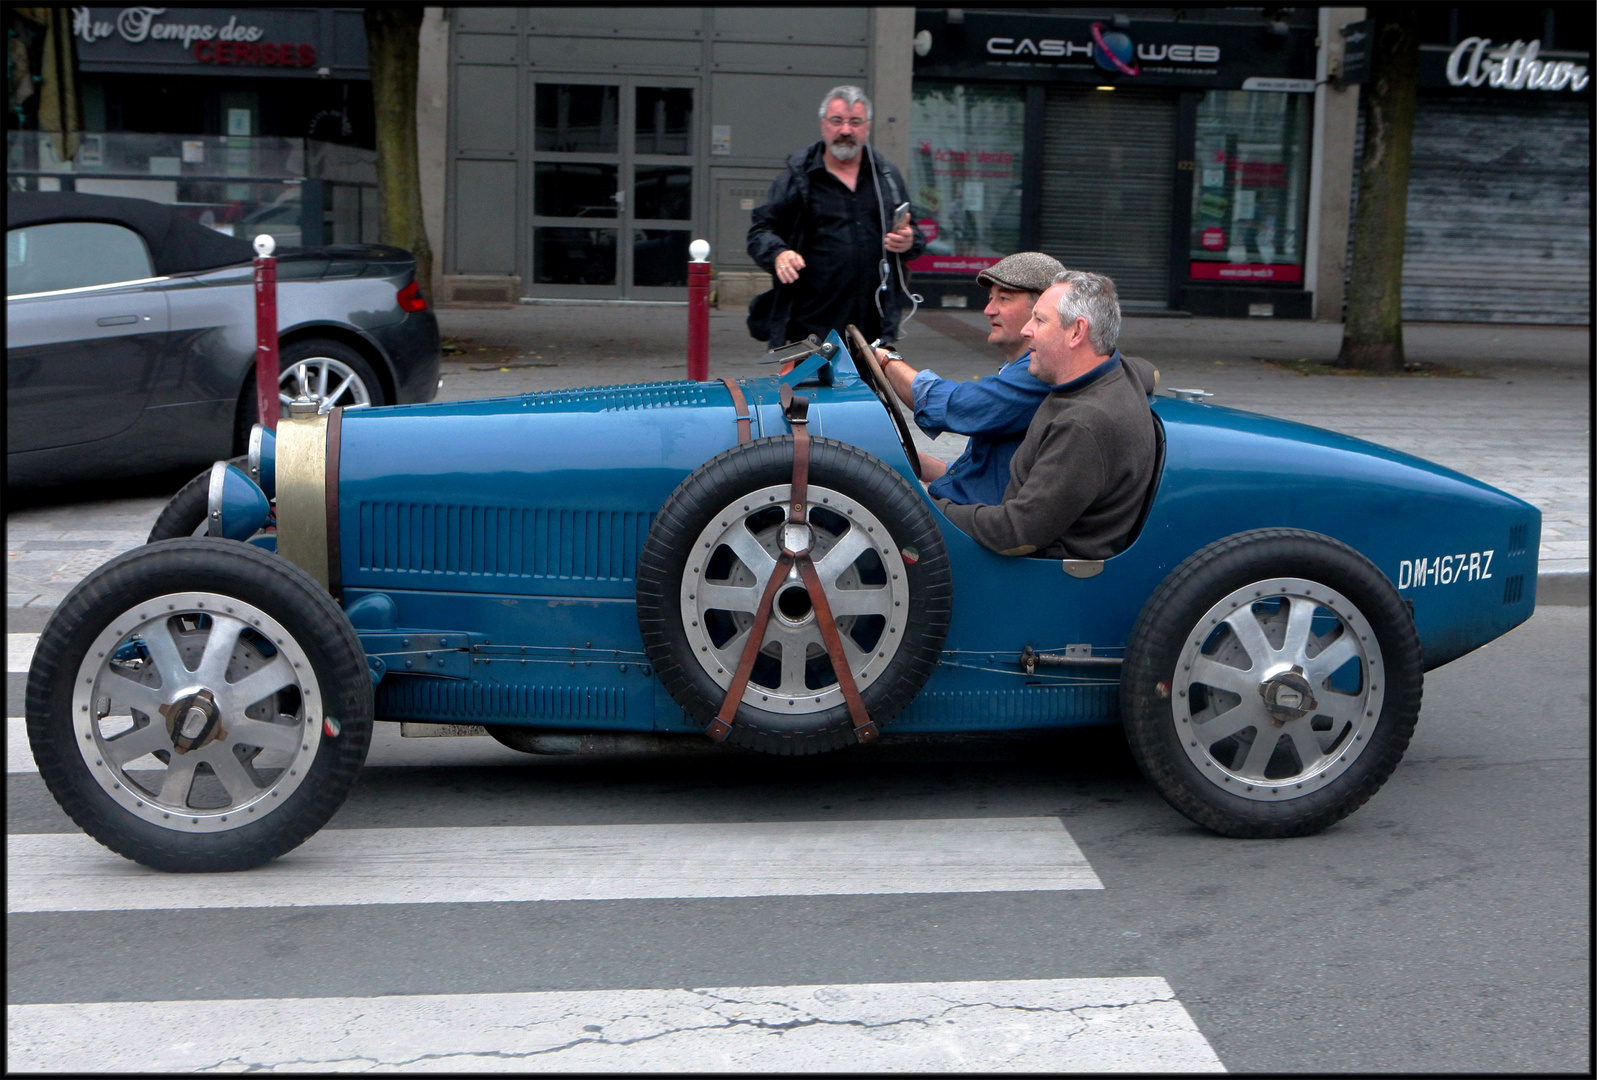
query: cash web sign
[{"left": 985, "top": 26, "right": 1220, "bottom": 72}]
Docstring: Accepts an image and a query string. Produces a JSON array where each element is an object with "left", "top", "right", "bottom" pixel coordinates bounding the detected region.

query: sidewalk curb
[{"left": 1536, "top": 571, "right": 1591, "bottom": 607}]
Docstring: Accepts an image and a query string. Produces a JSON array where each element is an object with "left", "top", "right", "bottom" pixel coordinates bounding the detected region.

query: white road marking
[
  {"left": 8, "top": 632, "right": 39, "bottom": 673},
  {"left": 8, "top": 817, "right": 1103, "bottom": 912},
  {"left": 5, "top": 978, "right": 1225, "bottom": 1072},
  {"left": 8, "top": 718, "right": 35, "bottom": 773}
]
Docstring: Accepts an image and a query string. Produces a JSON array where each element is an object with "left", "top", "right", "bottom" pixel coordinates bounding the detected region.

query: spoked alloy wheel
[
  {"left": 637, "top": 436, "right": 951, "bottom": 754},
  {"left": 1173, "top": 578, "right": 1382, "bottom": 797},
  {"left": 279, "top": 355, "right": 372, "bottom": 415},
  {"left": 73, "top": 593, "right": 323, "bottom": 830},
  {"left": 683, "top": 482, "right": 910, "bottom": 714},
  {"left": 1121, "top": 529, "right": 1422, "bottom": 838},
  {"left": 27, "top": 539, "right": 372, "bottom": 871}
]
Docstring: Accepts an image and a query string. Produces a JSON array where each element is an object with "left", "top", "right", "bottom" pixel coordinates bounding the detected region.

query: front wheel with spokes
[
  {"left": 25, "top": 539, "right": 372, "bottom": 872},
  {"left": 1121, "top": 529, "right": 1423, "bottom": 838}
]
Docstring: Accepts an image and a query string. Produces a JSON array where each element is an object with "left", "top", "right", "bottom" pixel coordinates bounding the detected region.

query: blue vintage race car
[{"left": 26, "top": 328, "right": 1540, "bottom": 871}]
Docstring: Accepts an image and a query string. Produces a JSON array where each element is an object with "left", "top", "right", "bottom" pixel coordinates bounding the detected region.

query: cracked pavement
[{"left": 7, "top": 979, "right": 1224, "bottom": 1072}]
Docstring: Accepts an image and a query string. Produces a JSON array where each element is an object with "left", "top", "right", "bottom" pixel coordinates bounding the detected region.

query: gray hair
[
  {"left": 819, "top": 85, "right": 873, "bottom": 121},
  {"left": 1052, "top": 270, "right": 1121, "bottom": 354}
]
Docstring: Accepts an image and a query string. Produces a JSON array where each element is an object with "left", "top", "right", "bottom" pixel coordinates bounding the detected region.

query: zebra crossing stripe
[
  {"left": 8, "top": 632, "right": 39, "bottom": 673},
  {"left": 6, "top": 978, "right": 1226, "bottom": 1072},
  {"left": 8, "top": 817, "right": 1104, "bottom": 912}
]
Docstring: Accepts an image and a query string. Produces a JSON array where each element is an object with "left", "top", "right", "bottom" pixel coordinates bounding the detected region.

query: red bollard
[
  {"left": 686, "top": 239, "right": 711, "bottom": 382},
  {"left": 253, "top": 234, "right": 280, "bottom": 430}
]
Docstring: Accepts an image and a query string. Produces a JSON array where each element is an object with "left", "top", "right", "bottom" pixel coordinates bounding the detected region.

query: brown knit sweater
[{"left": 935, "top": 353, "right": 1158, "bottom": 560}]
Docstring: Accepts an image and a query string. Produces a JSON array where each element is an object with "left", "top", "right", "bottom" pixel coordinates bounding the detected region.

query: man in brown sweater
[{"left": 935, "top": 270, "right": 1158, "bottom": 560}]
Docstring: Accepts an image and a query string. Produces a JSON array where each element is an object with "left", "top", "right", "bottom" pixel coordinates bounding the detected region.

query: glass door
[{"left": 527, "top": 76, "right": 697, "bottom": 299}]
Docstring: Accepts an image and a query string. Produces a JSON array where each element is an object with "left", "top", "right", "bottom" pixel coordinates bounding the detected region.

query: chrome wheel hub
[
  {"left": 681, "top": 483, "right": 909, "bottom": 714},
  {"left": 72, "top": 592, "right": 324, "bottom": 832},
  {"left": 1173, "top": 577, "right": 1383, "bottom": 801}
]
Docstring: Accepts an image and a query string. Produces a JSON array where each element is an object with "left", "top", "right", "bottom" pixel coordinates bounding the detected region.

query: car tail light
[{"left": 397, "top": 280, "right": 428, "bottom": 312}]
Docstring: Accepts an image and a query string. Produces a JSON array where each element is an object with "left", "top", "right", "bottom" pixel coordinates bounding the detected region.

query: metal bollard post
[
  {"left": 687, "top": 238, "right": 711, "bottom": 382},
  {"left": 253, "top": 233, "right": 280, "bottom": 430}
]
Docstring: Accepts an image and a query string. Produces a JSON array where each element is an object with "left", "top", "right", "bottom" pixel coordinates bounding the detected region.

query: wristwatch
[{"left": 880, "top": 350, "right": 905, "bottom": 366}]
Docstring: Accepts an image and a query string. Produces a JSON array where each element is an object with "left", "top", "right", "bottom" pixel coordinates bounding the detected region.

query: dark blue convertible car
[{"left": 25, "top": 327, "right": 1540, "bottom": 871}]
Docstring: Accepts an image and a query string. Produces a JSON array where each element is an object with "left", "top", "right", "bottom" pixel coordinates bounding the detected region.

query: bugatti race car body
[{"left": 26, "top": 329, "right": 1540, "bottom": 871}]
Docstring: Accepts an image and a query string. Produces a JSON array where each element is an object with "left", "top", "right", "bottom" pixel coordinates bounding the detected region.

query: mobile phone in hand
[{"left": 891, "top": 202, "right": 911, "bottom": 231}]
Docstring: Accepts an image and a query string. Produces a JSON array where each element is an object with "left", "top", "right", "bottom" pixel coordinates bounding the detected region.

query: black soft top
[{"left": 7, "top": 191, "right": 257, "bottom": 275}]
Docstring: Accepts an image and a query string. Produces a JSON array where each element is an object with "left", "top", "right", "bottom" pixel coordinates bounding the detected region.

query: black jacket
[{"left": 746, "top": 141, "right": 926, "bottom": 345}]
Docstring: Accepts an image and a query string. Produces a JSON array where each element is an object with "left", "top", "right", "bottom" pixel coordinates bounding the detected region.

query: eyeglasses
[{"left": 824, "top": 117, "right": 869, "bottom": 129}]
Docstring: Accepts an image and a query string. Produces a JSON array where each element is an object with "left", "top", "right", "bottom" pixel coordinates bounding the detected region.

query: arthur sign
[{"left": 1445, "top": 38, "right": 1589, "bottom": 91}]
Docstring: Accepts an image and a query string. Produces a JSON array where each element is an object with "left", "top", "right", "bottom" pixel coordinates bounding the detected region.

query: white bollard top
[
  {"left": 253, "top": 233, "right": 276, "bottom": 257},
  {"left": 689, "top": 238, "right": 710, "bottom": 263}
]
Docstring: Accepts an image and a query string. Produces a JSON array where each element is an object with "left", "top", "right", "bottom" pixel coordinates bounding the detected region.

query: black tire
[
  {"left": 25, "top": 538, "right": 373, "bottom": 872},
  {"left": 234, "top": 337, "right": 385, "bottom": 449},
  {"left": 637, "top": 436, "right": 952, "bottom": 755},
  {"left": 146, "top": 456, "right": 251, "bottom": 542},
  {"left": 1120, "top": 528, "right": 1423, "bottom": 839}
]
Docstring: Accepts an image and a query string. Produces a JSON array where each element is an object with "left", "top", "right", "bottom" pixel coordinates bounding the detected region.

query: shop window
[
  {"left": 907, "top": 80, "right": 1025, "bottom": 275},
  {"left": 1189, "top": 90, "right": 1311, "bottom": 284},
  {"left": 535, "top": 85, "right": 619, "bottom": 154},
  {"left": 635, "top": 88, "right": 692, "bottom": 155}
]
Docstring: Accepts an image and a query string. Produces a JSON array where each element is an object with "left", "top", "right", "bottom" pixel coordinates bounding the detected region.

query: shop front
[
  {"left": 909, "top": 9, "right": 1319, "bottom": 316},
  {"left": 7, "top": 7, "right": 377, "bottom": 247},
  {"left": 1374, "top": 9, "right": 1591, "bottom": 324}
]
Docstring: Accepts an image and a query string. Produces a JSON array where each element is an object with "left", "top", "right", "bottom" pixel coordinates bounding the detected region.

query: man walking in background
[
  {"left": 747, "top": 85, "right": 925, "bottom": 347},
  {"left": 873, "top": 252, "right": 1064, "bottom": 504}
]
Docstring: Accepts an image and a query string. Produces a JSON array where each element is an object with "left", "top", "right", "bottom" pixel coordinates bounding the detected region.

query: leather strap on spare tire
[
  {"left": 719, "top": 377, "right": 751, "bottom": 444},
  {"left": 706, "top": 386, "right": 879, "bottom": 745}
]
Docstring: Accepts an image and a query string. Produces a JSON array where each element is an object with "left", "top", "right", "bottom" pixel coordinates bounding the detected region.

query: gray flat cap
[{"left": 976, "top": 252, "right": 1065, "bottom": 294}]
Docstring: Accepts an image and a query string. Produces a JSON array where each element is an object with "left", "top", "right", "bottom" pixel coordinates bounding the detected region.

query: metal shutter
[
  {"left": 1349, "top": 94, "right": 1590, "bottom": 324},
  {"left": 1038, "top": 86, "right": 1178, "bottom": 307}
]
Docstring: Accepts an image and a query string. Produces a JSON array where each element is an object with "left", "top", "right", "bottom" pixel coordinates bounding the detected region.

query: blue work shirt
[{"left": 910, "top": 351, "right": 1054, "bottom": 506}]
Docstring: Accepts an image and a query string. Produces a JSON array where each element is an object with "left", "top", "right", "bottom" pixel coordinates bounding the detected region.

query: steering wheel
[{"left": 845, "top": 325, "right": 923, "bottom": 481}]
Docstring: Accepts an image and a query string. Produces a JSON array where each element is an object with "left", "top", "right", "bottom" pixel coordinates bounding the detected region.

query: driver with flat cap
[{"left": 873, "top": 251, "right": 1064, "bottom": 506}]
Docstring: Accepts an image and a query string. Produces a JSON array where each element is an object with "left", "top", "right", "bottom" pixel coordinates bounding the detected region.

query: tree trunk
[
  {"left": 363, "top": 8, "right": 433, "bottom": 299},
  {"left": 1338, "top": 5, "right": 1421, "bottom": 371},
  {"left": 11, "top": 8, "right": 82, "bottom": 162}
]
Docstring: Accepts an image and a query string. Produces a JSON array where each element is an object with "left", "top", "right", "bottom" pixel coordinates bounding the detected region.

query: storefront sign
[
  {"left": 1445, "top": 38, "right": 1589, "bottom": 91},
  {"left": 915, "top": 10, "right": 1315, "bottom": 90},
  {"left": 70, "top": 7, "right": 365, "bottom": 77},
  {"left": 1189, "top": 262, "right": 1303, "bottom": 283}
]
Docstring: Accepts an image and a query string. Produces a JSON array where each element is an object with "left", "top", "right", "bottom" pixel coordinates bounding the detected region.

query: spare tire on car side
[{"left": 637, "top": 436, "right": 952, "bottom": 755}]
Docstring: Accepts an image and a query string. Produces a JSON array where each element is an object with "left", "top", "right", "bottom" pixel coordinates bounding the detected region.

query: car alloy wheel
[
  {"left": 26, "top": 539, "right": 372, "bottom": 871},
  {"left": 1172, "top": 577, "right": 1383, "bottom": 798},
  {"left": 682, "top": 482, "right": 911, "bottom": 715},
  {"left": 637, "top": 436, "right": 951, "bottom": 755},
  {"left": 279, "top": 356, "right": 372, "bottom": 415},
  {"left": 71, "top": 591, "right": 325, "bottom": 832},
  {"left": 1120, "top": 528, "right": 1423, "bottom": 838}
]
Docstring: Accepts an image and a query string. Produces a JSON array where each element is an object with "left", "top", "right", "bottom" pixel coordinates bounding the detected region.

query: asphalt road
[{"left": 7, "top": 605, "right": 1588, "bottom": 1072}]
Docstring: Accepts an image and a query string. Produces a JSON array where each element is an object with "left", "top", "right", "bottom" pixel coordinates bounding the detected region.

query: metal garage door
[
  {"left": 1350, "top": 93, "right": 1590, "bottom": 324},
  {"left": 1038, "top": 86, "right": 1178, "bottom": 307}
]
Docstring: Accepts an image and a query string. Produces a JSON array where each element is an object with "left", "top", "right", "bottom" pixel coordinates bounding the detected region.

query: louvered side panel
[
  {"left": 378, "top": 679, "right": 630, "bottom": 723},
  {"left": 518, "top": 381, "right": 712, "bottom": 411},
  {"left": 894, "top": 685, "right": 1119, "bottom": 728},
  {"left": 359, "top": 503, "right": 653, "bottom": 581}
]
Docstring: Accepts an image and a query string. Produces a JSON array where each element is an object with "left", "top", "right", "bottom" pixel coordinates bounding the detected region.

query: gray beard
[{"left": 828, "top": 140, "right": 861, "bottom": 162}]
